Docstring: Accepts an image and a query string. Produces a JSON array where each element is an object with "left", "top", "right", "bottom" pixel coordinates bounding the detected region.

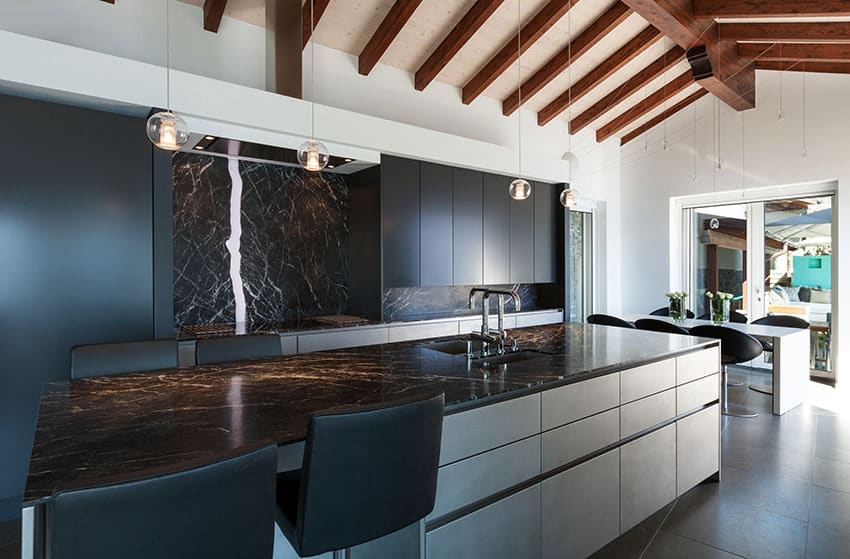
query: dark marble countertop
[{"left": 24, "top": 323, "right": 717, "bottom": 505}]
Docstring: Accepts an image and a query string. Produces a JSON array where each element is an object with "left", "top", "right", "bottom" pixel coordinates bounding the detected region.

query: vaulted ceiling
[{"left": 173, "top": 0, "right": 850, "bottom": 146}]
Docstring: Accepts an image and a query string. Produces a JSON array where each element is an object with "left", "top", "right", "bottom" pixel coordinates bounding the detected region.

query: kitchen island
[{"left": 23, "top": 323, "right": 721, "bottom": 559}]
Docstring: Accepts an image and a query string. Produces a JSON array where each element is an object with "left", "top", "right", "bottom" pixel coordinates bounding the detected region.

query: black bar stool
[
  {"left": 276, "top": 391, "right": 444, "bottom": 557},
  {"left": 748, "top": 315, "right": 810, "bottom": 395},
  {"left": 690, "top": 325, "right": 763, "bottom": 418},
  {"left": 49, "top": 443, "right": 278, "bottom": 559},
  {"left": 587, "top": 314, "right": 636, "bottom": 329},
  {"left": 650, "top": 307, "right": 695, "bottom": 319},
  {"left": 196, "top": 334, "right": 283, "bottom": 365},
  {"left": 71, "top": 340, "right": 178, "bottom": 379},
  {"left": 635, "top": 318, "right": 690, "bottom": 335}
]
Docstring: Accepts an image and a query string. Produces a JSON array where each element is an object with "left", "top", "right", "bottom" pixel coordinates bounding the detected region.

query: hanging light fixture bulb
[
  {"left": 298, "top": 0, "right": 329, "bottom": 172},
  {"left": 509, "top": 0, "right": 531, "bottom": 200},
  {"left": 147, "top": 0, "right": 189, "bottom": 151},
  {"left": 560, "top": 184, "right": 578, "bottom": 208},
  {"left": 560, "top": 10, "right": 577, "bottom": 209}
]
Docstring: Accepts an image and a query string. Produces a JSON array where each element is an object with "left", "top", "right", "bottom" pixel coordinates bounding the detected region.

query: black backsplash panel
[
  {"left": 173, "top": 153, "right": 349, "bottom": 326},
  {"left": 382, "top": 284, "right": 546, "bottom": 322}
]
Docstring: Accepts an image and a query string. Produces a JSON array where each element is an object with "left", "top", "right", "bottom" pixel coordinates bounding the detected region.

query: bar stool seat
[
  {"left": 587, "top": 314, "right": 635, "bottom": 329},
  {"left": 635, "top": 318, "right": 690, "bottom": 335},
  {"left": 276, "top": 391, "right": 444, "bottom": 557}
]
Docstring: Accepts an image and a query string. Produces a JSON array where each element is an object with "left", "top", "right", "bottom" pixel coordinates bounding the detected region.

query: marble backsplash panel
[
  {"left": 383, "top": 284, "right": 546, "bottom": 322},
  {"left": 173, "top": 153, "right": 349, "bottom": 326}
]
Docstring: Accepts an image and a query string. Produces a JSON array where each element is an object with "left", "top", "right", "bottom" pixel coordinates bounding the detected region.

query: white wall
[{"left": 619, "top": 70, "right": 849, "bottom": 380}]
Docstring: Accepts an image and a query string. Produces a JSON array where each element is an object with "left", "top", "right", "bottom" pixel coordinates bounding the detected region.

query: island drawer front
[
  {"left": 426, "top": 484, "right": 541, "bottom": 559},
  {"left": 542, "top": 408, "right": 620, "bottom": 472},
  {"left": 620, "top": 389, "right": 676, "bottom": 439},
  {"left": 459, "top": 316, "right": 516, "bottom": 334},
  {"left": 677, "top": 404, "right": 720, "bottom": 496},
  {"left": 440, "top": 393, "right": 540, "bottom": 466},
  {"left": 620, "top": 358, "right": 676, "bottom": 404},
  {"left": 620, "top": 423, "right": 677, "bottom": 533},
  {"left": 515, "top": 310, "right": 564, "bottom": 328},
  {"left": 388, "top": 321, "right": 459, "bottom": 343},
  {"left": 296, "top": 328, "right": 389, "bottom": 353},
  {"left": 541, "top": 373, "right": 620, "bottom": 431},
  {"left": 676, "top": 374, "right": 720, "bottom": 415},
  {"left": 676, "top": 347, "right": 720, "bottom": 385},
  {"left": 428, "top": 435, "right": 541, "bottom": 522}
]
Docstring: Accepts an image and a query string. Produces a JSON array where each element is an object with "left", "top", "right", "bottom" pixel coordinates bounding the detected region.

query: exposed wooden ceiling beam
[
  {"left": 620, "top": 88, "right": 707, "bottom": 145},
  {"left": 596, "top": 69, "right": 693, "bottom": 142},
  {"left": 738, "top": 42, "right": 850, "bottom": 63},
  {"left": 692, "top": 0, "right": 850, "bottom": 17},
  {"left": 462, "top": 0, "right": 580, "bottom": 105},
  {"left": 537, "top": 25, "right": 663, "bottom": 126},
  {"left": 621, "top": 0, "right": 755, "bottom": 111},
  {"left": 203, "top": 0, "right": 229, "bottom": 33},
  {"left": 359, "top": 0, "right": 424, "bottom": 76},
  {"left": 302, "top": 0, "right": 331, "bottom": 48},
  {"left": 415, "top": 0, "right": 504, "bottom": 91},
  {"left": 570, "top": 44, "right": 684, "bottom": 133},
  {"left": 755, "top": 60, "right": 850, "bottom": 74},
  {"left": 502, "top": 1, "right": 631, "bottom": 116},
  {"left": 719, "top": 22, "right": 850, "bottom": 43}
]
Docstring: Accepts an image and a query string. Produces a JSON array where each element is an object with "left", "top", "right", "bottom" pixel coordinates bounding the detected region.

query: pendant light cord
[
  {"left": 516, "top": 0, "right": 522, "bottom": 180},
  {"left": 567, "top": 4, "right": 572, "bottom": 186},
  {"left": 166, "top": 0, "right": 171, "bottom": 111},
  {"left": 311, "top": 0, "right": 316, "bottom": 140}
]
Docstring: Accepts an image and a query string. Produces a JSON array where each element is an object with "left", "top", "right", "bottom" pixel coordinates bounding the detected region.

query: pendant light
[
  {"left": 147, "top": 0, "right": 189, "bottom": 151},
  {"left": 560, "top": 7, "right": 578, "bottom": 209},
  {"left": 801, "top": 72, "right": 808, "bottom": 159},
  {"left": 509, "top": 0, "right": 531, "bottom": 200},
  {"left": 298, "top": 0, "right": 330, "bottom": 172}
]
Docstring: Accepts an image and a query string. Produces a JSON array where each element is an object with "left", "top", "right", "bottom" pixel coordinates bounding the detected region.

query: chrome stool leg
[
  {"left": 722, "top": 365, "right": 758, "bottom": 418},
  {"left": 748, "top": 350, "right": 774, "bottom": 395}
]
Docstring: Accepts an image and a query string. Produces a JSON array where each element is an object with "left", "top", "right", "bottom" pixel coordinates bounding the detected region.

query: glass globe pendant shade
[
  {"left": 146, "top": 111, "right": 189, "bottom": 151},
  {"left": 298, "top": 139, "right": 330, "bottom": 172},
  {"left": 509, "top": 178, "right": 532, "bottom": 200},
  {"left": 560, "top": 187, "right": 578, "bottom": 208}
]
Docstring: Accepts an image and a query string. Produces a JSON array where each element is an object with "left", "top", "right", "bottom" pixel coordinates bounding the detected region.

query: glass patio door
[{"left": 568, "top": 210, "right": 593, "bottom": 322}]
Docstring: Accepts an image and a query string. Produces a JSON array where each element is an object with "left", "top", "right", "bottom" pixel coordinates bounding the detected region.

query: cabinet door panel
[
  {"left": 452, "top": 168, "right": 483, "bottom": 285},
  {"left": 534, "top": 181, "right": 557, "bottom": 283},
  {"left": 510, "top": 187, "right": 534, "bottom": 283},
  {"left": 542, "top": 450, "right": 620, "bottom": 559},
  {"left": 483, "top": 173, "right": 510, "bottom": 284},
  {"left": 620, "top": 424, "right": 677, "bottom": 532},
  {"left": 420, "top": 162, "right": 454, "bottom": 286},
  {"left": 382, "top": 155, "right": 420, "bottom": 287},
  {"left": 677, "top": 404, "right": 720, "bottom": 496}
]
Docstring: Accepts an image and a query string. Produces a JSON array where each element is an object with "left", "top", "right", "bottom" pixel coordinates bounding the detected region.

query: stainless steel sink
[{"left": 423, "top": 339, "right": 482, "bottom": 355}]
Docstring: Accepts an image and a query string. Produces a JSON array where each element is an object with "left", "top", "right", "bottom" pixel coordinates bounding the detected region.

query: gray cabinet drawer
[
  {"left": 429, "top": 435, "right": 540, "bottom": 521},
  {"left": 441, "top": 393, "right": 539, "bottom": 465},
  {"left": 426, "top": 485, "right": 541, "bottom": 559},
  {"left": 621, "top": 389, "right": 676, "bottom": 439},
  {"left": 542, "top": 408, "right": 619, "bottom": 472},
  {"left": 388, "top": 321, "right": 458, "bottom": 343},
  {"left": 620, "top": 424, "right": 677, "bottom": 532},
  {"left": 677, "top": 347, "right": 720, "bottom": 385},
  {"left": 542, "top": 373, "right": 620, "bottom": 431},
  {"left": 542, "top": 449, "right": 620, "bottom": 559},
  {"left": 297, "top": 327, "right": 389, "bottom": 353},
  {"left": 677, "top": 374, "right": 719, "bottom": 415},
  {"left": 515, "top": 311, "right": 564, "bottom": 328},
  {"left": 677, "top": 404, "right": 720, "bottom": 496},
  {"left": 620, "top": 358, "right": 676, "bottom": 404}
]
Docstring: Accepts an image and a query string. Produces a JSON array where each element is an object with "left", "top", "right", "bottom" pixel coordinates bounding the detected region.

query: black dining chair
[
  {"left": 71, "top": 340, "right": 178, "bottom": 380},
  {"left": 49, "top": 443, "right": 278, "bottom": 559},
  {"left": 635, "top": 318, "right": 690, "bottom": 335},
  {"left": 587, "top": 314, "right": 636, "bottom": 329},
  {"left": 276, "top": 391, "right": 444, "bottom": 557},
  {"left": 195, "top": 334, "right": 283, "bottom": 365},
  {"left": 748, "top": 315, "right": 810, "bottom": 395},
  {"left": 690, "top": 325, "right": 763, "bottom": 418},
  {"left": 650, "top": 307, "right": 695, "bottom": 319}
]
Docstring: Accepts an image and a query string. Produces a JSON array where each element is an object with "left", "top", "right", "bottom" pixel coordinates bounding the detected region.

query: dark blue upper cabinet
[
  {"left": 534, "top": 182, "right": 558, "bottom": 284},
  {"left": 483, "top": 173, "right": 511, "bottom": 284},
  {"left": 420, "top": 162, "right": 454, "bottom": 286},
  {"left": 510, "top": 185, "right": 535, "bottom": 283},
  {"left": 452, "top": 168, "right": 483, "bottom": 286},
  {"left": 381, "top": 155, "right": 421, "bottom": 288}
]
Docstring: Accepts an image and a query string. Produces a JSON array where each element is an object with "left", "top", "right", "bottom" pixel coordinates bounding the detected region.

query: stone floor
[
  {"left": 592, "top": 366, "right": 850, "bottom": 559},
  {"left": 1, "top": 367, "right": 847, "bottom": 559}
]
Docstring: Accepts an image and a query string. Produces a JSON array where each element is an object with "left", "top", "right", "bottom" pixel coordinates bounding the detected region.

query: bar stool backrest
[
  {"left": 587, "top": 314, "right": 636, "bottom": 329},
  {"left": 71, "top": 340, "right": 178, "bottom": 380},
  {"left": 690, "top": 325, "right": 763, "bottom": 365},
  {"left": 635, "top": 318, "right": 690, "bottom": 335}
]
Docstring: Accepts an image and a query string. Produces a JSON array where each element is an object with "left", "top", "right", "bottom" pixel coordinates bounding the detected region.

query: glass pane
[
  {"left": 569, "top": 211, "right": 591, "bottom": 322},
  {"left": 691, "top": 204, "right": 748, "bottom": 319}
]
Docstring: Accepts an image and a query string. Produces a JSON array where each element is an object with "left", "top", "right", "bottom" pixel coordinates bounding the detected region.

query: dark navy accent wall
[{"left": 0, "top": 93, "right": 167, "bottom": 520}]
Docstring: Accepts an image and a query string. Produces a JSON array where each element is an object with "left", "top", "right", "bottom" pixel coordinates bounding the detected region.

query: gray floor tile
[
  {"left": 642, "top": 531, "right": 743, "bottom": 559},
  {"left": 812, "top": 456, "right": 850, "bottom": 493},
  {"left": 588, "top": 502, "right": 675, "bottom": 559},
  {"left": 809, "top": 485, "right": 850, "bottom": 532},
  {"left": 720, "top": 437, "right": 813, "bottom": 483},
  {"left": 664, "top": 484, "right": 807, "bottom": 559},
  {"left": 806, "top": 523, "right": 850, "bottom": 559},
  {"left": 713, "top": 464, "right": 811, "bottom": 522}
]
